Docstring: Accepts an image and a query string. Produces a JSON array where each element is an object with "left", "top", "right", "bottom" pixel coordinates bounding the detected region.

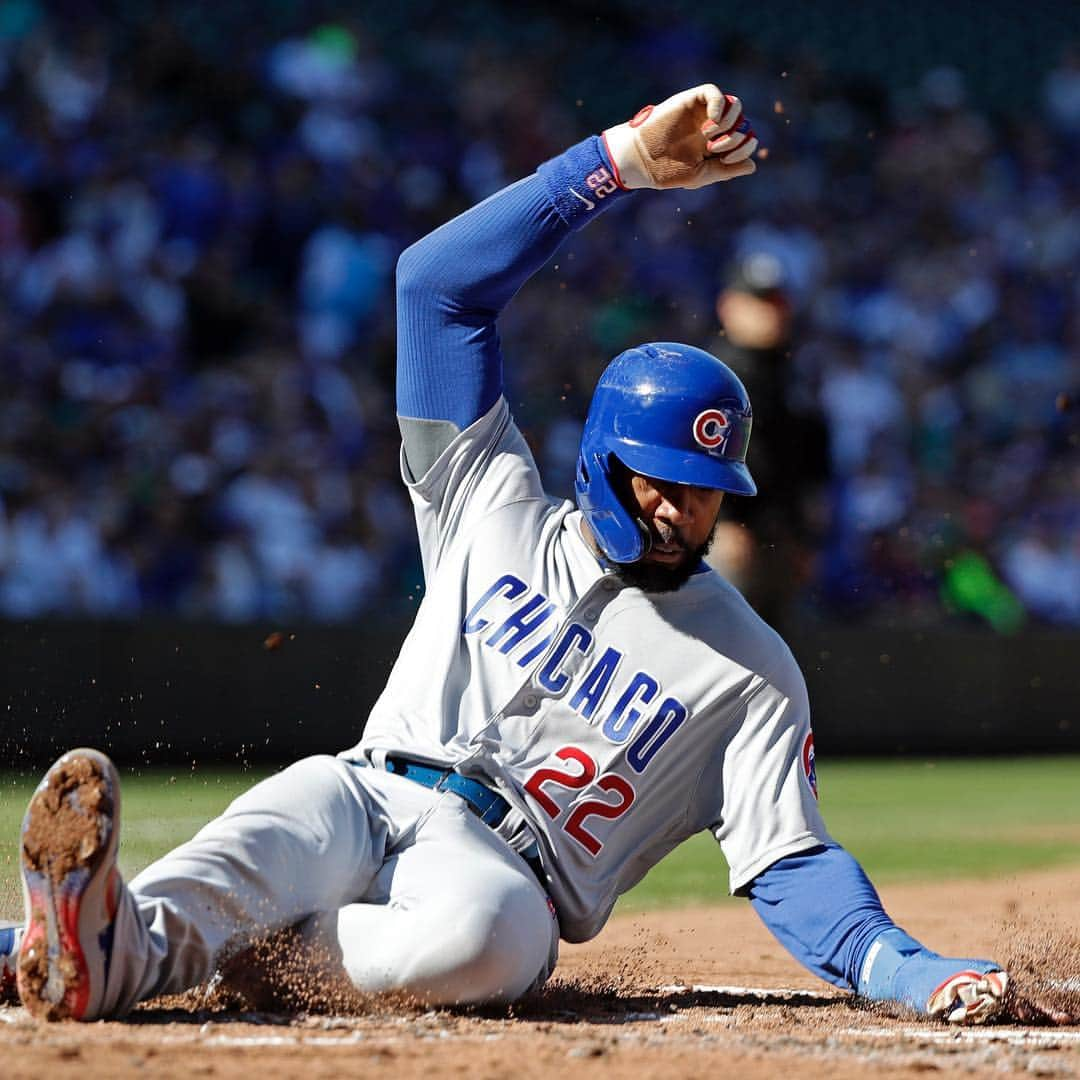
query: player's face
[
  {"left": 612, "top": 466, "right": 725, "bottom": 592},
  {"left": 630, "top": 473, "right": 725, "bottom": 562}
]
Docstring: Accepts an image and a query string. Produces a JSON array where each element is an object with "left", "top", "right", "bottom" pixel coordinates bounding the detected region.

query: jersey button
[
  {"left": 522, "top": 693, "right": 539, "bottom": 708},
  {"left": 601, "top": 578, "right": 618, "bottom": 591},
  {"left": 583, "top": 609, "right": 598, "bottom": 622}
]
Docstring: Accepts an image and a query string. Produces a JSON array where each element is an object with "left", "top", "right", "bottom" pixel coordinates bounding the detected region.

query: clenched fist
[{"left": 603, "top": 84, "right": 758, "bottom": 191}]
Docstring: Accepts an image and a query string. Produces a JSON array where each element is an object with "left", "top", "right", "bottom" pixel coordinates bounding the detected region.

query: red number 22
[{"left": 524, "top": 746, "right": 635, "bottom": 856}]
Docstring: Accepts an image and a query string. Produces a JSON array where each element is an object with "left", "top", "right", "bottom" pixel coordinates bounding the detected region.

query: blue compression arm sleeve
[
  {"left": 748, "top": 842, "right": 893, "bottom": 990},
  {"left": 748, "top": 843, "right": 1000, "bottom": 1011},
  {"left": 396, "top": 136, "right": 630, "bottom": 429}
]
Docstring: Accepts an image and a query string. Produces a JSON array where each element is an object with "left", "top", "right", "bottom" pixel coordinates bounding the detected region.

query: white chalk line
[
  {"left": 837, "top": 1025, "right": 1080, "bottom": 1047},
  {"left": 165, "top": 1023, "right": 1080, "bottom": 1052},
  {"left": 660, "top": 986, "right": 1080, "bottom": 1046},
  {"left": 661, "top": 983, "right": 838, "bottom": 1003},
  {"left": 4, "top": 985, "right": 1080, "bottom": 1050}
]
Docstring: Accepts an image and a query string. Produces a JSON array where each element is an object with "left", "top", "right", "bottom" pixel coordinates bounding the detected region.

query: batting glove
[
  {"left": 859, "top": 927, "right": 1008, "bottom": 1025},
  {"left": 602, "top": 84, "right": 758, "bottom": 191},
  {"left": 926, "top": 969, "right": 1009, "bottom": 1025}
]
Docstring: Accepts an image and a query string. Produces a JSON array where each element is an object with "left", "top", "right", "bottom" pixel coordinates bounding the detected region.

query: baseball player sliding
[{"left": 11, "top": 84, "right": 1008, "bottom": 1024}]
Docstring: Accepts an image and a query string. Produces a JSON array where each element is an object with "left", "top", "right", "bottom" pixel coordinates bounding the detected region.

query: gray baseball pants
[{"left": 98, "top": 756, "right": 559, "bottom": 1016}]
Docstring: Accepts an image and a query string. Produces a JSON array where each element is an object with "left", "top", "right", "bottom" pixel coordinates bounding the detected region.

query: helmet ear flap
[
  {"left": 576, "top": 452, "right": 590, "bottom": 489},
  {"left": 576, "top": 450, "right": 648, "bottom": 564},
  {"left": 633, "top": 515, "right": 652, "bottom": 556}
]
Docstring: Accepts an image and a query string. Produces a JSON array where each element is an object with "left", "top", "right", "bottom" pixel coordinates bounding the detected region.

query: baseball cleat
[
  {"left": 927, "top": 969, "right": 1008, "bottom": 1024},
  {"left": 1, "top": 923, "right": 23, "bottom": 1005},
  {"left": 17, "top": 749, "right": 121, "bottom": 1021}
]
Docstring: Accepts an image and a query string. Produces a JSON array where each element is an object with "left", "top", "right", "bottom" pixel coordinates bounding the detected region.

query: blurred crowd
[{"left": 0, "top": 4, "right": 1077, "bottom": 629}]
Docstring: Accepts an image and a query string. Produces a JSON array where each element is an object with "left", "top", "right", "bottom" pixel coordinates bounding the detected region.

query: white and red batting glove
[
  {"left": 926, "top": 968, "right": 1009, "bottom": 1025},
  {"left": 603, "top": 84, "right": 758, "bottom": 191}
]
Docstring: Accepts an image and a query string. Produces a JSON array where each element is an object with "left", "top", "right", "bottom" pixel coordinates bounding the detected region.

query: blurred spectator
[
  {"left": 0, "top": 8, "right": 1074, "bottom": 633},
  {"left": 708, "top": 250, "right": 831, "bottom": 623}
]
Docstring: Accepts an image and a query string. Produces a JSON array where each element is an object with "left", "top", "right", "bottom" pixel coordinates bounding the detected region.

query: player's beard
[{"left": 614, "top": 522, "right": 718, "bottom": 594}]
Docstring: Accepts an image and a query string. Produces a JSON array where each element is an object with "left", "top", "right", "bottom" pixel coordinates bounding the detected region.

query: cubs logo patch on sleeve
[{"left": 802, "top": 731, "right": 818, "bottom": 799}]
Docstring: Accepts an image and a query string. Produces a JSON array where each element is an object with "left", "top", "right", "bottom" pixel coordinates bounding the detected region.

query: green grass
[
  {"left": 2, "top": 758, "right": 1079, "bottom": 920},
  {"left": 621, "top": 756, "right": 1080, "bottom": 909},
  {"left": 0, "top": 766, "right": 274, "bottom": 919}
]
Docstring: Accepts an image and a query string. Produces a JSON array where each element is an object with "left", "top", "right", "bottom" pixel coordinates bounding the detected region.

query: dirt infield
[{"left": 3, "top": 864, "right": 1080, "bottom": 1079}]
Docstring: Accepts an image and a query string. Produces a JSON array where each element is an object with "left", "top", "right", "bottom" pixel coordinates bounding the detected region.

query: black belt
[{"left": 385, "top": 755, "right": 545, "bottom": 883}]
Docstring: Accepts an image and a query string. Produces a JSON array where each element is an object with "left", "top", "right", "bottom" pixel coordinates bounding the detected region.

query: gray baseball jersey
[{"left": 344, "top": 396, "right": 829, "bottom": 943}]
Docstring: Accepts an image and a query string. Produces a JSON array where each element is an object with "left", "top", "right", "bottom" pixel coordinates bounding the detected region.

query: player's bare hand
[{"left": 603, "top": 84, "right": 758, "bottom": 191}]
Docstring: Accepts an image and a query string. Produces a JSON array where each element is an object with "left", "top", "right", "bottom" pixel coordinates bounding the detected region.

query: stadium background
[{"left": 0, "top": 0, "right": 1077, "bottom": 767}]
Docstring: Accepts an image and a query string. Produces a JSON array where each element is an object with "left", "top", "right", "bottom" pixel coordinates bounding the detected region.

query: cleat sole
[{"left": 17, "top": 750, "right": 120, "bottom": 1022}]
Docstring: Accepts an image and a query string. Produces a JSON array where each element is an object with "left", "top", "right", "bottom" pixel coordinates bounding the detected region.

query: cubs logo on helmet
[{"left": 693, "top": 408, "right": 730, "bottom": 452}]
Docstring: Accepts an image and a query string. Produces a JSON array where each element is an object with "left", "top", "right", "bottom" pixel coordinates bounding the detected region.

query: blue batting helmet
[{"left": 575, "top": 342, "right": 756, "bottom": 564}]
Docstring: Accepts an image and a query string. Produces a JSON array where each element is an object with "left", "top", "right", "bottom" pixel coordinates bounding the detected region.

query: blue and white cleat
[
  {"left": 18, "top": 749, "right": 121, "bottom": 1021},
  {"left": 1, "top": 923, "right": 23, "bottom": 1004}
]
